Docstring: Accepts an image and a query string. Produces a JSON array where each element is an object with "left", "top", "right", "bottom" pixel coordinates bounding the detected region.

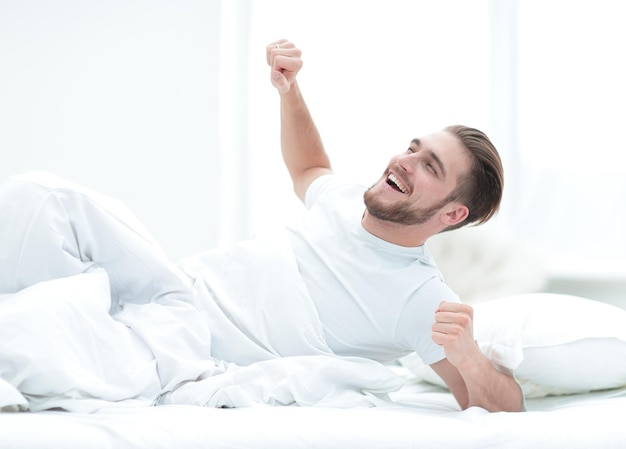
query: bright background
[{"left": 1, "top": 0, "right": 625, "bottom": 299}]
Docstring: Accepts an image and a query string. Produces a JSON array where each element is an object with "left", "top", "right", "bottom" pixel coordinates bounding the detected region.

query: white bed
[
  {"left": 2, "top": 381, "right": 626, "bottom": 448},
  {"left": 2, "top": 176, "right": 626, "bottom": 448},
  {"left": 2, "top": 271, "right": 625, "bottom": 449}
]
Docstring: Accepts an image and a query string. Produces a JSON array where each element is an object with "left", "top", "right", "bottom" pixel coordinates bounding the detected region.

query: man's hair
[{"left": 443, "top": 124, "right": 504, "bottom": 232}]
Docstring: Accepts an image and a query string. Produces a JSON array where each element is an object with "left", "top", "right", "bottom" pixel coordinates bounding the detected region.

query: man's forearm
[
  {"left": 279, "top": 81, "right": 331, "bottom": 200},
  {"left": 459, "top": 354, "right": 524, "bottom": 412},
  {"left": 433, "top": 301, "right": 524, "bottom": 412}
]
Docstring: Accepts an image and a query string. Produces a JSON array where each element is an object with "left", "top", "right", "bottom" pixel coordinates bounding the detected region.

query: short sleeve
[
  {"left": 304, "top": 174, "right": 341, "bottom": 209},
  {"left": 395, "top": 277, "right": 461, "bottom": 365}
]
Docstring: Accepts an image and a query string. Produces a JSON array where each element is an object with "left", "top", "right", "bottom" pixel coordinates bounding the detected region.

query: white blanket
[
  {"left": 0, "top": 171, "right": 405, "bottom": 412},
  {"left": 0, "top": 270, "right": 404, "bottom": 412}
]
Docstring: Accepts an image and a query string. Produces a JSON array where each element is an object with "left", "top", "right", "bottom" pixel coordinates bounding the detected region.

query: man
[
  {"left": 266, "top": 39, "right": 523, "bottom": 412},
  {"left": 0, "top": 40, "right": 522, "bottom": 413}
]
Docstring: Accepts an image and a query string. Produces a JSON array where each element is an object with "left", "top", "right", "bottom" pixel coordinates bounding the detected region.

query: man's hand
[
  {"left": 431, "top": 301, "right": 525, "bottom": 412},
  {"left": 431, "top": 301, "right": 482, "bottom": 369},
  {"left": 266, "top": 39, "right": 303, "bottom": 94}
]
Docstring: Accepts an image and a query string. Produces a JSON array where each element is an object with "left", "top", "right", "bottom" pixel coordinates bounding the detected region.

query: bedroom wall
[{"left": 0, "top": 0, "right": 225, "bottom": 261}]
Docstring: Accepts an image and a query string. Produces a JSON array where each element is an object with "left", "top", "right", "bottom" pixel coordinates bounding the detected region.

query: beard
[{"left": 363, "top": 185, "right": 450, "bottom": 226}]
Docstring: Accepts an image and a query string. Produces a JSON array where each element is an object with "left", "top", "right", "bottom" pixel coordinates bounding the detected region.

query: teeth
[{"left": 388, "top": 173, "right": 408, "bottom": 194}]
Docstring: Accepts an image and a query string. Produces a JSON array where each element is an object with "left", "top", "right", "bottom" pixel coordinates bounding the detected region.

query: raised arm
[
  {"left": 266, "top": 40, "right": 332, "bottom": 202},
  {"left": 431, "top": 301, "right": 524, "bottom": 412}
]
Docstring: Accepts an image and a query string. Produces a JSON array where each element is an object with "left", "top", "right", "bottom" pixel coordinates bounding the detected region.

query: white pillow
[
  {"left": 0, "top": 271, "right": 160, "bottom": 412},
  {"left": 402, "top": 293, "right": 626, "bottom": 398}
]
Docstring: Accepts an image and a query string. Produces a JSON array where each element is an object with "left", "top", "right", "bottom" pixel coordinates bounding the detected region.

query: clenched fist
[
  {"left": 266, "top": 39, "right": 303, "bottom": 94},
  {"left": 431, "top": 301, "right": 481, "bottom": 369}
]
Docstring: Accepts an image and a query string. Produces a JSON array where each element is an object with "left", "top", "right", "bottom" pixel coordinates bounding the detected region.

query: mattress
[{"left": 2, "top": 382, "right": 625, "bottom": 449}]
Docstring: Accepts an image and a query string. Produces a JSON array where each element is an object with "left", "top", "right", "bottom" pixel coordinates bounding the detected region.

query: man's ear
[{"left": 440, "top": 203, "right": 469, "bottom": 226}]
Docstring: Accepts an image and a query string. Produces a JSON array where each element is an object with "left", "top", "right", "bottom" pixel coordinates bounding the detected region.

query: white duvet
[
  {"left": 0, "top": 269, "right": 404, "bottom": 412},
  {"left": 0, "top": 172, "right": 405, "bottom": 412}
]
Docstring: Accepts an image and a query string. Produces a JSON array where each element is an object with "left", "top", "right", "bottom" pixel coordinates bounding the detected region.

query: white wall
[{"left": 0, "top": 0, "right": 223, "bottom": 261}]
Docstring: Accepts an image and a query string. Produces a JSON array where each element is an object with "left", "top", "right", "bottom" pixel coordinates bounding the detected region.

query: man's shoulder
[{"left": 304, "top": 174, "right": 366, "bottom": 209}]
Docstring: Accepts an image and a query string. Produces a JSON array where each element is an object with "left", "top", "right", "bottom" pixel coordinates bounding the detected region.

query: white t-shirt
[{"left": 286, "top": 175, "right": 460, "bottom": 365}]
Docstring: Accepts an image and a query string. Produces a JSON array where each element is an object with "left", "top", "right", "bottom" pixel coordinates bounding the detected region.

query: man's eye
[
  {"left": 426, "top": 162, "right": 436, "bottom": 174},
  {"left": 406, "top": 147, "right": 415, "bottom": 154}
]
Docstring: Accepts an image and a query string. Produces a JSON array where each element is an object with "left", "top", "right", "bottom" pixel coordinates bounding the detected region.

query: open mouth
[{"left": 386, "top": 173, "right": 409, "bottom": 194}]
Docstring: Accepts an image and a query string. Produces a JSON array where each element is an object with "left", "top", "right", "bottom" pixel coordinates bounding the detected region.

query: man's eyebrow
[{"left": 410, "top": 138, "right": 447, "bottom": 178}]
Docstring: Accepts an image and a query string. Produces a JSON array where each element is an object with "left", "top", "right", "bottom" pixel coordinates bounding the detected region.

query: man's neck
[{"left": 360, "top": 210, "right": 437, "bottom": 248}]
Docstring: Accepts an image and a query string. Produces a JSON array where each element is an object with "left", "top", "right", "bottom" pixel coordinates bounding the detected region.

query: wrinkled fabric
[{"left": 0, "top": 171, "right": 405, "bottom": 412}]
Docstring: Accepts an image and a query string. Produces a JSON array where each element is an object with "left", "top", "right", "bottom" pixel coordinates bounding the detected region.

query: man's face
[{"left": 363, "top": 131, "right": 472, "bottom": 226}]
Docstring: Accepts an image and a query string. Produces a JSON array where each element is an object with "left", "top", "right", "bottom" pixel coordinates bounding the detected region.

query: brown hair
[{"left": 443, "top": 125, "right": 504, "bottom": 231}]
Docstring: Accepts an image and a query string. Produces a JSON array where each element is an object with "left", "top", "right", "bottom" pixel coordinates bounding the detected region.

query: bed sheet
[{"left": 1, "top": 382, "right": 625, "bottom": 449}]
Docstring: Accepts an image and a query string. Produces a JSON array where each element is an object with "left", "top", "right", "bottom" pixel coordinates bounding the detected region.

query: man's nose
[{"left": 396, "top": 153, "right": 418, "bottom": 174}]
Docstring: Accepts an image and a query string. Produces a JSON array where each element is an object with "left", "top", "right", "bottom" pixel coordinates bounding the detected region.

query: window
[
  {"left": 514, "top": 0, "right": 626, "bottom": 278},
  {"left": 248, "top": 0, "right": 491, "bottom": 230},
  {"left": 247, "top": 0, "right": 626, "bottom": 280}
]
